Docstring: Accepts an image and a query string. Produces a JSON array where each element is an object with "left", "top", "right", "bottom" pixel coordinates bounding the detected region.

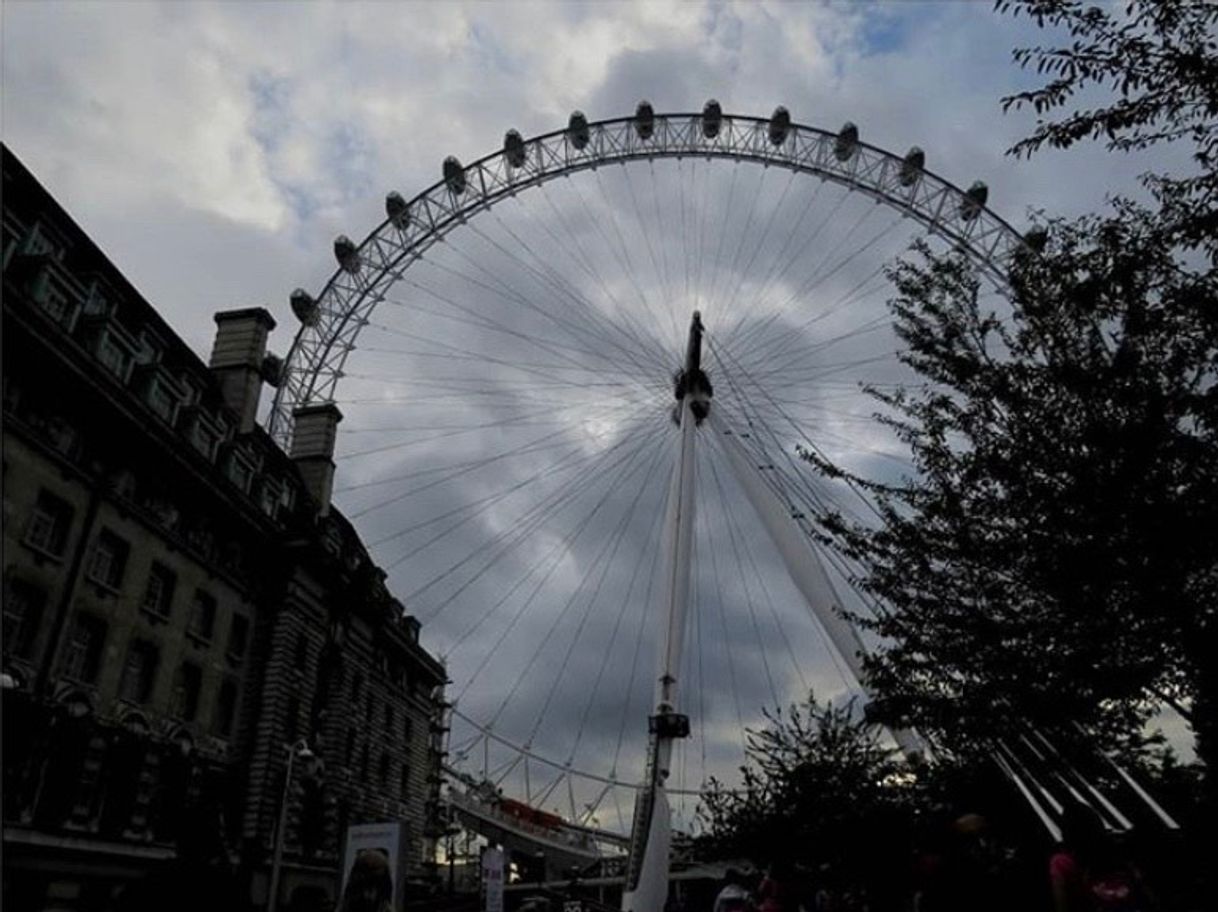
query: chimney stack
[
  {"left": 209, "top": 308, "right": 276, "bottom": 433},
  {"left": 291, "top": 404, "right": 343, "bottom": 516}
]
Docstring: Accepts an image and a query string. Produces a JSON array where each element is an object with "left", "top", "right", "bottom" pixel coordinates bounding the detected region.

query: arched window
[
  {"left": 118, "top": 639, "right": 159, "bottom": 704},
  {"left": 62, "top": 614, "right": 106, "bottom": 683},
  {"left": 3, "top": 577, "right": 46, "bottom": 659},
  {"left": 170, "top": 664, "right": 202, "bottom": 721}
]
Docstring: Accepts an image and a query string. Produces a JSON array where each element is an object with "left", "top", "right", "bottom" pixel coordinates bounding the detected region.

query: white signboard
[
  {"left": 340, "top": 822, "right": 406, "bottom": 910},
  {"left": 481, "top": 846, "right": 505, "bottom": 912}
]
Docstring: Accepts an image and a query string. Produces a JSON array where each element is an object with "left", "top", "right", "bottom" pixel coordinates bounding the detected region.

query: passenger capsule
[
  {"left": 702, "top": 99, "right": 723, "bottom": 138},
  {"left": 568, "top": 110, "right": 590, "bottom": 150},
  {"left": 385, "top": 192, "right": 409, "bottom": 229},
  {"left": 1023, "top": 226, "right": 1049, "bottom": 253},
  {"left": 635, "top": 100, "right": 655, "bottom": 140},
  {"left": 899, "top": 147, "right": 925, "bottom": 186},
  {"left": 834, "top": 122, "right": 859, "bottom": 161},
  {"left": 333, "top": 235, "right": 361, "bottom": 274},
  {"left": 443, "top": 156, "right": 466, "bottom": 195},
  {"left": 768, "top": 106, "right": 791, "bottom": 146},
  {"left": 504, "top": 129, "right": 527, "bottom": 168},
  {"left": 960, "top": 181, "right": 989, "bottom": 221},
  {"left": 290, "top": 288, "right": 319, "bottom": 327}
]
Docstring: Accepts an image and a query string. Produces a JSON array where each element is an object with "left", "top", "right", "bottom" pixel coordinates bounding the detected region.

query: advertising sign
[
  {"left": 339, "top": 822, "right": 405, "bottom": 910},
  {"left": 481, "top": 846, "right": 504, "bottom": 912}
]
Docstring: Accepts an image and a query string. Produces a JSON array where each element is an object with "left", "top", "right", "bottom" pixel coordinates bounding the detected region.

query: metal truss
[{"left": 268, "top": 110, "right": 1029, "bottom": 447}]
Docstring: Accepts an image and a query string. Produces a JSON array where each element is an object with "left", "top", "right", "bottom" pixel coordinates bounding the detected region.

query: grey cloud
[{"left": 4, "top": 0, "right": 1190, "bottom": 820}]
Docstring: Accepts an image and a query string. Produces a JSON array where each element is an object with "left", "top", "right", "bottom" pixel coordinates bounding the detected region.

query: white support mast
[
  {"left": 622, "top": 312, "right": 710, "bottom": 912},
  {"left": 708, "top": 413, "right": 923, "bottom": 760}
]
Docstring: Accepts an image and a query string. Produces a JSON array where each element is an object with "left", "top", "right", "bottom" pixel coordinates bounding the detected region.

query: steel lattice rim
[{"left": 269, "top": 109, "right": 1031, "bottom": 446}]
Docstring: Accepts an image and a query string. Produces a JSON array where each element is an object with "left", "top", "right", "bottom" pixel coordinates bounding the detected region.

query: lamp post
[{"left": 268, "top": 738, "right": 314, "bottom": 912}]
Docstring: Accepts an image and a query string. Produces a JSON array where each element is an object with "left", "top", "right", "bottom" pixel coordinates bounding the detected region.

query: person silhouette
[{"left": 340, "top": 849, "right": 394, "bottom": 912}]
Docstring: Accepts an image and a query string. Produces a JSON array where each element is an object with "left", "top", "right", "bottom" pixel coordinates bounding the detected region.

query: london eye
[{"left": 267, "top": 103, "right": 1031, "bottom": 905}]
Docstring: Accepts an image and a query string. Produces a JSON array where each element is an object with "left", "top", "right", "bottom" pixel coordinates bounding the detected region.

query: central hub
[{"left": 674, "top": 310, "right": 713, "bottom": 423}]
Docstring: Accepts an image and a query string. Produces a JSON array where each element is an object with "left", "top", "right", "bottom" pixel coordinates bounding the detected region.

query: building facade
[{"left": 1, "top": 147, "right": 448, "bottom": 911}]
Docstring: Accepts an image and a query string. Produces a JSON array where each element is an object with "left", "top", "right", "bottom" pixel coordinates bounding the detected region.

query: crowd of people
[
  {"left": 110, "top": 798, "right": 1200, "bottom": 912},
  {"left": 700, "top": 803, "right": 1187, "bottom": 912}
]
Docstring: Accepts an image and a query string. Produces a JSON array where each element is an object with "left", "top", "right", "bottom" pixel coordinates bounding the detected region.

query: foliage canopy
[{"left": 802, "top": 0, "right": 1217, "bottom": 776}]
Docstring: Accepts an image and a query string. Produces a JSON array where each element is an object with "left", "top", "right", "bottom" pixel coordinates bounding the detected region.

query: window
[
  {"left": 42, "top": 281, "right": 72, "bottom": 325},
  {"left": 214, "top": 679, "right": 238, "bottom": 736},
  {"left": 98, "top": 333, "right": 130, "bottom": 380},
  {"left": 384, "top": 704, "right": 394, "bottom": 738},
  {"left": 190, "top": 418, "right": 221, "bottom": 460},
  {"left": 87, "top": 528, "right": 129, "bottom": 590},
  {"left": 379, "top": 752, "right": 390, "bottom": 786},
  {"left": 345, "top": 729, "right": 356, "bottom": 766},
  {"left": 188, "top": 590, "right": 216, "bottom": 641},
  {"left": 2, "top": 578, "right": 46, "bottom": 659},
  {"left": 293, "top": 632, "right": 308, "bottom": 671},
  {"left": 137, "top": 330, "right": 163, "bottom": 365},
  {"left": 118, "top": 640, "right": 159, "bottom": 704},
  {"left": 22, "top": 223, "right": 56, "bottom": 258},
  {"left": 37, "top": 270, "right": 79, "bottom": 331},
  {"left": 360, "top": 743, "right": 369, "bottom": 780},
  {"left": 404, "top": 716, "right": 414, "bottom": 746},
  {"left": 400, "top": 764, "right": 410, "bottom": 800},
  {"left": 141, "top": 562, "right": 176, "bottom": 618},
  {"left": 62, "top": 614, "right": 106, "bottom": 683},
  {"left": 226, "top": 454, "right": 254, "bottom": 493},
  {"left": 365, "top": 694, "right": 374, "bottom": 724},
  {"left": 258, "top": 479, "right": 280, "bottom": 517},
  {"left": 227, "top": 614, "right": 249, "bottom": 660},
  {"left": 352, "top": 672, "right": 364, "bottom": 702},
  {"left": 146, "top": 379, "right": 178, "bottom": 423},
  {"left": 83, "top": 283, "right": 110, "bottom": 317},
  {"left": 98, "top": 335, "right": 122, "bottom": 374},
  {"left": 24, "top": 489, "right": 73, "bottom": 557},
  {"left": 171, "top": 664, "right": 202, "bottom": 721}
]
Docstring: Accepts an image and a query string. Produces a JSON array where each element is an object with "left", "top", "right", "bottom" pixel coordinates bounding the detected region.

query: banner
[
  {"left": 339, "top": 822, "right": 405, "bottom": 911},
  {"left": 481, "top": 846, "right": 504, "bottom": 912}
]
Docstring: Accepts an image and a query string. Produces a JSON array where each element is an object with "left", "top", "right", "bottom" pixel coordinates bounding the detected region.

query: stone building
[{"left": 1, "top": 147, "right": 448, "bottom": 911}]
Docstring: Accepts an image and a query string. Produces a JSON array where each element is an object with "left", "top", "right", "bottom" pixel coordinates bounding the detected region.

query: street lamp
[{"left": 268, "top": 738, "right": 314, "bottom": 912}]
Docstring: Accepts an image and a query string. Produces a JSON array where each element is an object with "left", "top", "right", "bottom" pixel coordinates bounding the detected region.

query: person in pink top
[
  {"left": 756, "top": 860, "right": 791, "bottom": 912},
  {"left": 1049, "top": 803, "right": 1156, "bottom": 912}
]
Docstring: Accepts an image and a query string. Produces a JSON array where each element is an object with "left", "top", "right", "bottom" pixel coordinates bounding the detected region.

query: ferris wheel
[{"left": 268, "top": 102, "right": 1031, "bottom": 900}]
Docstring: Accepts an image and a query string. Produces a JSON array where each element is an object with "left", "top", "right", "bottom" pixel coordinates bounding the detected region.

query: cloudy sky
[{"left": 3, "top": 0, "right": 1189, "bottom": 827}]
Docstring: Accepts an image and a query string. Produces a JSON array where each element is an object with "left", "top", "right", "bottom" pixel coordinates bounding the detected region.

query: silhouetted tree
[
  {"left": 997, "top": 0, "right": 1217, "bottom": 253},
  {"left": 697, "top": 695, "right": 919, "bottom": 891},
  {"left": 804, "top": 214, "right": 1216, "bottom": 761},
  {"left": 799, "top": 0, "right": 1217, "bottom": 814}
]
